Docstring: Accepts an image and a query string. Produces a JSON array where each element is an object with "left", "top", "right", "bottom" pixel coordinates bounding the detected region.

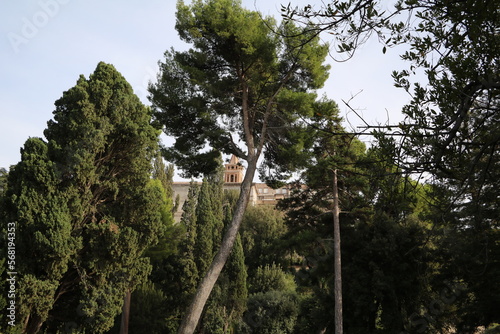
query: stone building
[{"left": 171, "top": 155, "right": 292, "bottom": 221}]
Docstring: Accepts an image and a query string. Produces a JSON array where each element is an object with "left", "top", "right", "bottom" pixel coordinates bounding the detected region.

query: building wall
[
  {"left": 171, "top": 181, "right": 200, "bottom": 222},
  {"left": 171, "top": 182, "right": 292, "bottom": 222},
  {"left": 170, "top": 155, "right": 292, "bottom": 221}
]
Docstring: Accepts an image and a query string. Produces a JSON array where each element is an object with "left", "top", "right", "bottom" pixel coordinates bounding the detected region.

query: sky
[{"left": 1, "top": 0, "right": 411, "bottom": 180}]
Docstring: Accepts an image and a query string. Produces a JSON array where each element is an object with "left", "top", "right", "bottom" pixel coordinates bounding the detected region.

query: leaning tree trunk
[
  {"left": 333, "top": 169, "right": 343, "bottom": 334},
  {"left": 177, "top": 158, "right": 258, "bottom": 334},
  {"left": 119, "top": 289, "right": 131, "bottom": 334}
]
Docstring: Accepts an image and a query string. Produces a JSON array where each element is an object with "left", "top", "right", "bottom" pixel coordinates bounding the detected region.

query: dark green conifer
[{"left": 2, "top": 62, "right": 163, "bottom": 333}]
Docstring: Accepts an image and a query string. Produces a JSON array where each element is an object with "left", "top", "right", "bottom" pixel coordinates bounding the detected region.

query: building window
[{"left": 263, "top": 188, "right": 268, "bottom": 194}]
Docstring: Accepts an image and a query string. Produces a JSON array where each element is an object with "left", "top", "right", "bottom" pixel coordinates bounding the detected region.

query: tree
[
  {"left": 177, "top": 180, "right": 201, "bottom": 303},
  {"left": 248, "top": 263, "right": 296, "bottom": 295},
  {"left": 240, "top": 205, "right": 287, "bottom": 271},
  {"left": 0, "top": 167, "right": 7, "bottom": 195},
  {"left": 332, "top": 168, "right": 342, "bottom": 334},
  {"left": 200, "top": 188, "right": 248, "bottom": 334},
  {"left": 194, "top": 163, "right": 224, "bottom": 276},
  {"left": 127, "top": 281, "right": 169, "bottom": 334},
  {"left": 1, "top": 137, "right": 73, "bottom": 334},
  {"left": 148, "top": 0, "right": 331, "bottom": 332},
  {"left": 147, "top": 157, "right": 179, "bottom": 263},
  {"left": 275, "top": 127, "right": 364, "bottom": 334},
  {"left": 148, "top": 180, "right": 200, "bottom": 333},
  {"left": 281, "top": 0, "right": 499, "bottom": 224},
  {"left": 0, "top": 167, "right": 8, "bottom": 329},
  {"left": 118, "top": 157, "right": 178, "bottom": 334},
  {"left": 273, "top": 122, "right": 436, "bottom": 333},
  {"left": 152, "top": 155, "right": 180, "bottom": 214},
  {"left": 1, "top": 62, "right": 163, "bottom": 333},
  {"left": 240, "top": 264, "right": 299, "bottom": 334},
  {"left": 187, "top": 159, "right": 248, "bottom": 334},
  {"left": 282, "top": 1, "right": 500, "bottom": 330}
]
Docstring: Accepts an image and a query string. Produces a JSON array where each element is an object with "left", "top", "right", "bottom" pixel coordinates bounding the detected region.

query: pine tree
[{"left": 149, "top": 1, "right": 331, "bottom": 330}]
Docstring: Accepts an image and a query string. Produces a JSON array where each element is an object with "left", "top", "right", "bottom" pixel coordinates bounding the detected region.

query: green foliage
[
  {"left": 211, "top": 190, "right": 248, "bottom": 330},
  {"left": 240, "top": 290, "right": 300, "bottom": 334},
  {"left": 145, "top": 159, "right": 248, "bottom": 333},
  {"left": 196, "top": 159, "right": 248, "bottom": 333},
  {"left": 177, "top": 180, "right": 201, "bottom": 298},
  {"left": 149, "top": 0, "right": 331, "bottom": 178},
  {"left": 128, "top": 281, "right": 169, "bottom": 334},
  {"left": 241, "top": 260, "right": 299, "bottom": 333},
  {"left": 275, "top": 132, "right": 437, "bottom": 333},
  {"left": 249, "top": 264, "right": 296, "bottom": 295},
  {"left": 2, "top": 137, "right": 78, "bottom": 333},
  {"left": 1, "top": 62, "right": 162, "bottom": 333},
  {"left": 203, "top": 233, "right": 248, "bottom": 334},
  {"left": 241, "top": 205, "right": 287, "bottom": 270},
  {"left": 152, "top": 155, "right": 176, "bottom": 206},
  {"left": 143, "top": 178, "right": 199, "bottom": 333},
  {"left": 151, "top": 2, "right": 333, "bottom": 330},
  {"left": 115, "top": 165, "right": 180, "bottom": 333},
  {"left": 194, "top": 176, "right": 222, "bottom": 275},
  {"left": 224, "top": 233, "right": 248, "bottom": 319},
  {"left": 280, "top": 1, "right": 500, "bottom": 330},
  {"left": 0, "top": 166, "right": 8, "bottom": 318},
  {"left": 0, "top": 167, "right": 7, "bottom": 195},
  {"left": 146, "top": 163, "right": 178, "bottom": 262},
  {"left": 181, "top": 180, "right": 200, "bottom": 240}
]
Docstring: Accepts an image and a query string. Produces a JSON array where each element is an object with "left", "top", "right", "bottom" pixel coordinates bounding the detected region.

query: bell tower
[{"left": 224, "top": 155, "right": 245, "bottom": 183}]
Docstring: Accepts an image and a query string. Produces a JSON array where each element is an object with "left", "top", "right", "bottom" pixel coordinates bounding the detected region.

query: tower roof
[{"left": 229, "top": 154, "right": 240, "bottom": 165}]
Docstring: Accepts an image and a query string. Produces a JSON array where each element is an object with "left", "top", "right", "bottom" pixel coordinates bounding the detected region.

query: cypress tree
[
  {"left": 199, "top": 170, "right": 248, "bottom": 333},
  {"left": 194, "top": 158, "right": 224, "bottom": 276},
  {"left": 179, "top": 180, "right": 201, "bottom": 290},
  {"left": 3, "top": 138, "right": 77, "bottom": 334},
  {"left": 157, "top": 181, "right": 200, "bottom": 331},
  {"left": 194, "top": 179, "right": 217, "bottom": 276},
  {"left": 2, "top": 62, "right": 163, "bottom": 333}
]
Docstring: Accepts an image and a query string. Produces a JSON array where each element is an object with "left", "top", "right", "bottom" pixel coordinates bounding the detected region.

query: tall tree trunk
[
  {"left": 177, "top": 159, "right": 257, "bottom": 334},
  {"left": 119, "top": 289, "right": 131, "bottom": 334},
  {"left": 333, "top": 169, "right": 343, "bottom": 334}
]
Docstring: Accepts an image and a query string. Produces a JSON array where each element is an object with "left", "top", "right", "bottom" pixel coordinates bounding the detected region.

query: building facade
[{"left": 171, "top": 155, "right": 292, "bottom": 221}]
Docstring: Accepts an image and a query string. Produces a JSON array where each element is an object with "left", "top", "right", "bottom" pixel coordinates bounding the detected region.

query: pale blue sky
[{"left": 1, "top": 0, "right": 410, "bottom": 179}]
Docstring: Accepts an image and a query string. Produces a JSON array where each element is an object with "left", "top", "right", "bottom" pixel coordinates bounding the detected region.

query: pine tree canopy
[{"left": 149, "top": 0, "right": 333, "bottom": 179}]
